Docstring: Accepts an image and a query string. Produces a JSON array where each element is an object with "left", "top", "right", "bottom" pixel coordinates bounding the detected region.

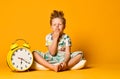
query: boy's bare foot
[
  {"left": 53, "top": 64, "right": 62, "bottom": 72},
  {"left": 58, "top": 64, "right": 63, "bottom": 71}
]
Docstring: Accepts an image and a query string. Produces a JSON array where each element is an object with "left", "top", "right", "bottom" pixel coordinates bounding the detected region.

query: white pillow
[
  {"left": 30, "top": 60, "right": 86, "bottom": 70},
  {"left": 70, "top": 60, "right": 86, "bottom": 70}
]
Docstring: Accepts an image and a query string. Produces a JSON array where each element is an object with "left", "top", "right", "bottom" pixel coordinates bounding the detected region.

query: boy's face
[{"left": 51, "top": 18, "right": 65, "bottom": 33}]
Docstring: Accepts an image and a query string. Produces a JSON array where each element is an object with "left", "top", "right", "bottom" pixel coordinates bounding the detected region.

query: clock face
[{"left": 11, "top": 48, "right": 33, "bottom": 71}]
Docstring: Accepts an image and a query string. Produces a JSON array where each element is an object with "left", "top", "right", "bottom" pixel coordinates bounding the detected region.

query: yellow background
[{"left": 0, "top": 0, "right": 120, "bottom": 70}]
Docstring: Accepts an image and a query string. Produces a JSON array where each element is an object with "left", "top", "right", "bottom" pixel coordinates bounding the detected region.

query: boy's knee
[
  {"left": 77, "top": 54, "right": 82, "bottom": 58},
  {"left": 78, "top": 51, "right": 84, "bottom": 57}
]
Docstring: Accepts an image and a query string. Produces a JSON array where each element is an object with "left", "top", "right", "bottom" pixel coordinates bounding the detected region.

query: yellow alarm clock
[{"left": 7, "top": 39, "right": 33, "bottom": 71}]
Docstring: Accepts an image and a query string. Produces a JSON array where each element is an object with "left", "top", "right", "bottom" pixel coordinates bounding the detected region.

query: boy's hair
[{"left": 50, "top": 10, "right": 66, "bottom": 26}]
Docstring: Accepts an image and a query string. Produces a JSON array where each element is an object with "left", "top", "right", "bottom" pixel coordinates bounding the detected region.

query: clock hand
[
  {"left": 18, "top": 57, "right": 22, "bottom": 60},
  {"left": 21, "top": 58, "right": 30, "bottom": 64},
  {"left": 18, "top": 57, "right": 30, "bottom": 64}
]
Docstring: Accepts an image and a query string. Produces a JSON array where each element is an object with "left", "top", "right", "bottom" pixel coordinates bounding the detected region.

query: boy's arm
[
  {"left": 48, "top": 29, "right": 60, "bottom": 56},
  {"left": 47, "top": 38, "right": 58, "bottom": 56}
]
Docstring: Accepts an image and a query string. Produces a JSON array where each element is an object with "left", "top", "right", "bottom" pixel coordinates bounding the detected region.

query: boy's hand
[{"left": 53, "top": 29, "right": 61, "bottom": 40}]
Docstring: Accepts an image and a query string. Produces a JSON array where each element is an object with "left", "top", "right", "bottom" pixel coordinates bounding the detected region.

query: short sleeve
[
  {"left": 65, "top": 35, "right": 72, "bottom": 47},
  {"left": 45, "top": 34, "right": 52, "bottom": 46}
]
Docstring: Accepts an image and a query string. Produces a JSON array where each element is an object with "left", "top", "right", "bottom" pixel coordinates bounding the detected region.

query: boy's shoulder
[
  {"left": 45, "top": 33, "right": 52, "bottom": 39},
  {"left": 46, "top": 33, "right": 52, "bottom": 37},
  {"left": 62, "top": 33, "right": 71, "bottom": 39},
  {"left": 63, "top": 33, "right": 70, "bottom": 37}
]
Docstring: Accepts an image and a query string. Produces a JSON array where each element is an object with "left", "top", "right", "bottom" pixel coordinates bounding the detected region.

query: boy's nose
[{"left": 56, "top": 24, "right": 59, "bottom": 28}]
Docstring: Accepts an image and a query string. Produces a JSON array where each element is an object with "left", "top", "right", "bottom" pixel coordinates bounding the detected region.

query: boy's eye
[
  {"left": 52, "top": 24, "right": 56, "bottom": 26},
  {"left": 59, "top": 24, "right": 62, "bottom": 25},
  {"left": 52, "top": 23, "right": 63, "bottom": 26}
]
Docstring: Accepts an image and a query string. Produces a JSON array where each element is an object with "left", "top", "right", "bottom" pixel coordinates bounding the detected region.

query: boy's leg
[
  {"left": 67, "top": 54, "right": 82, "bottom": 69},
  {"left": 33, "top": 51, "right": 61, "bottom": 72}
]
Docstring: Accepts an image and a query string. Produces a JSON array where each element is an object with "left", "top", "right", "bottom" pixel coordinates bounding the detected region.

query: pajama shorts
[{"left": 33, "top": 50, "right": 84, "bottom": 64}]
